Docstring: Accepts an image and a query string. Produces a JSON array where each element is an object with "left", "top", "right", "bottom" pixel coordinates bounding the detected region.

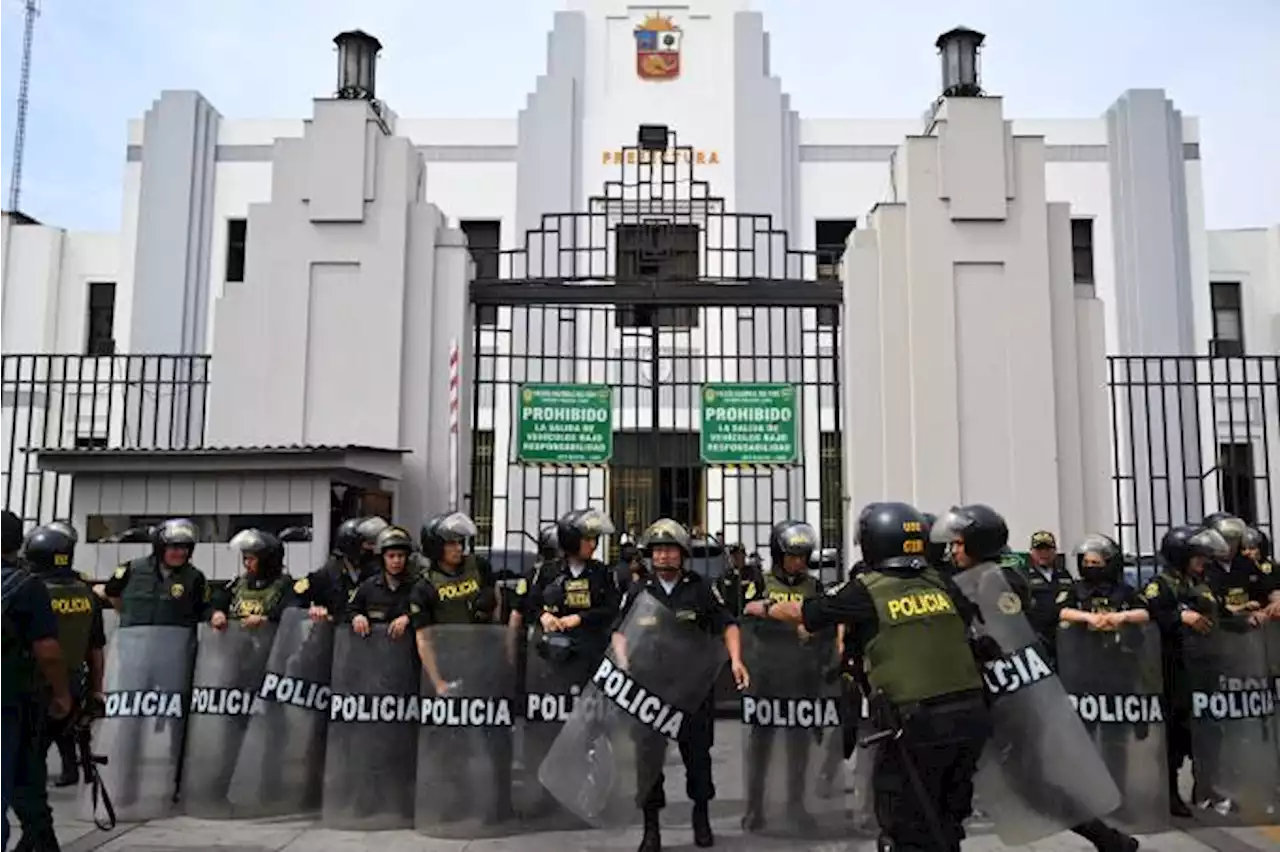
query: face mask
[{"left": 1080, "top": 564, "right": 1111, "bottom": 585}]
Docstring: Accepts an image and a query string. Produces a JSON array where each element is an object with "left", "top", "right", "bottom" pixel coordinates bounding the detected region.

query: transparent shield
[
  {"left": 1056, "top": 621, "right": 1169, "bottom": 833},
  {"left": 952, "top": 562, "right": 1122, "bottom": 844},
  {"left": 227, "top": 608, "right": 334, "bottom": 817},
  {"left": 182, "top": 620, "right": 278, "bottom": 817},
  {"left": 1184, "top": 625, "right": 1279, "bottom": 824},
  {"left": 85, "top": 625, "right": 195, "bottom": 822},
  {"left": 414, "top": 624, "right": 520, "bottom": 839},
  {"left": 536, "top": 591, "right": 726, "bottom": 828},
  {"left": 320, "top": 625, "right": 420, "bottom": 830},
  {"left": 739, "top": 618, "right": 850, "bottom": 839}
]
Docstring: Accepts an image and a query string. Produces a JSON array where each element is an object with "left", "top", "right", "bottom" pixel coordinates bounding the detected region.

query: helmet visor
[
  {"left": 929, "top": 508, "right": 971, "bottom": 544},
  {"left": 1189, "top": 528, "right": 1230, "bottom": 562},
  {"left": 1073, "top": 533, "right": 1119, "bottom": 563},
  {"left": 577, "top": 508, "right": 616, "bottom": 538},
  {"left": 777, "top": 522, "right": 818, "bottom": 555},
  {"left": 229, "top": 529, "right": 268, "bottom": 553},
  {"left": 437, "top": 512, "right": 479, "bottom": 540},
  {"left": 160, "top": 519, "right": 198, "bottom": 546}
]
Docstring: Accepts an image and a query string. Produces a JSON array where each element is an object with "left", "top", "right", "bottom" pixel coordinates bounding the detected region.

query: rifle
[{"left": 74, "top": 694, "right": 116, "bottom": 830}]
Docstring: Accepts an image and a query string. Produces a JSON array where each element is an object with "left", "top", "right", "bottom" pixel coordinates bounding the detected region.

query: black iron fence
[
  {"left": 1, "top": 354, "right": 211, "bottom": 525},
  {"left": 1108, "top": 354, "right": 1278, "bottom": 574}
]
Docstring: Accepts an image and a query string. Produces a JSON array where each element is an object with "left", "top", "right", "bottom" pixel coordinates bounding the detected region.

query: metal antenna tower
[{"left": 7, "top": 0, "right": 41, "bottom": 211}]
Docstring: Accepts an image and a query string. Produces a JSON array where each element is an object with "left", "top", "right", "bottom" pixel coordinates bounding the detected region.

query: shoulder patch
[
  {"left": 203, "top": 584, "right": 212, "bottom": 602},
  {"left": 1260, "top": 562, "right": 1273, "bottom": 575},
  {"left": 1142, "top": 582, "right": 1160, "bottom": 599},
  {"left": 293, "top": 577, "right": 310, "bottom": 594},
  {"left": 113, "top": 564, "right": 127, "bottom": 580},
  {"left": 996, "top": 590, "right": 1022, "bottom": 614}
]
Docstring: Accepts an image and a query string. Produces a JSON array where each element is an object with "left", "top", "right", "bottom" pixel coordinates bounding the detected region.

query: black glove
[{"left": 471, "top": 587, "right": 498, "bottom": 621}]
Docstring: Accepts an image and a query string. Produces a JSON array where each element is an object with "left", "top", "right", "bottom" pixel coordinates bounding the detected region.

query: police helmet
[
  {"left": 1074, "top": 533, "right": 1122, "bottom": 583},
  {"left": 557, "top": 508, "right": 616, "bottom": 556},
  {"left": 930, "top": 504, "right": 1008, "bottom": 564},
  {"left": 422, "top": 512, "right": 478, "bottom": 560},
  {"left": 356, "top": 516, "right": 390, "bottom": 548},
  {"left": 47, "top": 520, "right": 79, "bottom": 546},
  {"left": 1, "top": 509, "right": 23, "bottom": 554},
  {"left": 769, "top": 520, "right": 818, "bottom": 567},
  {"left": 639, "top": 518, "right": 692, "bottom": 557},
  {"left": 154, "top": 518, "right": 199, "bottom": 553},
  {"left": 23, "top": 526, "right": 76, "bottom": 574},
  {"left": 375, "top": 525, "right": 415, "bottom": 555},
  {"left": 856, "top": 502, "right": 929, "bottom": 570},
  {"left": 1203, "top": 512, "right": 1248, "bottom": 553},
  {"left": 1241, "top": 526, "right": 1271, "bottom": 561},
  {"left": 920, "top": 512, "right": 948, "bottom": 568},
  {"left": 229, "top": 528, "right": 285, "bottom": 574},
  {"left": 537, "top": 523, "right": 560, "bottom": 560},
  {"left": 333, "top": 518, "right": 364, "bottom": 560},
  {"left": 1159, "top": 525, "right": 1230, "bottom": 572}
]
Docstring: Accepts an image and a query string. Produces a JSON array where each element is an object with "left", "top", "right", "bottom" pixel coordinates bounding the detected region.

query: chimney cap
[
  {"left": 935, "top": 26, "right": 985, "bottom": 50},
  {"left": 333, "top": 29, "right": 383, "bottom": 101},
  {"left": 334, "top": 29, "right": 383, "bottom": 53}
]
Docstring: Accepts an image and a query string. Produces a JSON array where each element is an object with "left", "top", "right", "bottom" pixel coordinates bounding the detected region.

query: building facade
[{"left": 2, "top": 0, "right": 1277, "bottom": 577}]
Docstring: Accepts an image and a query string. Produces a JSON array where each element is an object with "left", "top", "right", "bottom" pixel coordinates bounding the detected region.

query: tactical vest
[
  {"left": 117, "top": 556, "right": 204, "bottom": 628},
  {"left": 428, "top": 556, "right": 483, "bottom": 625},
  {"left": 1149, "top": 570, "right": 1221, "bottom": 621},
  {"left": 2, "top": 564, "right": 36, "bottom": 704},
  {"left": 1073, "top": 582, "right": 1134, "bottom": 614},
  {"left": 555, "top": 559, "right": 606, "bottom": 613},
  {"left": 762, "top": 570, "right": 819, "bottom": 604},
  {"left": 859, "top": 568, "right": 982, "bottom": 705},
  {"left": 43, "top": 574, "right": 95, "bottom": 677},
  {"left": 230, "top": 573, "right": 290, "bottom": 620}
]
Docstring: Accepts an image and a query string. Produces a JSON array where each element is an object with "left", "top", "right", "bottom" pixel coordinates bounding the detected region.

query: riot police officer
[
  {"left": 293, "top": 517, "right": 376, "bottom": 623},
  {"left": 0, "top": 511, "right": 71, "bottom": 849},
  {"left": 621, "top": 518, "right": 749, "bottom": 852},
  {"left": 534, "top": 509, "right": 620, "bottom": 649},
  {"left": 350, "top": 526, "right": 419, "bottom": 638},
  {"left": 210, "top": 530, "right": 294, "bottom": 629},
  {"left": 1140, "top": 524, "right": 1231, "bottom": 816},
  {"left": 100, "top": 518, "right": 209, "bottom": 629},
  {"left": 1058, "top": 533, "right": 1151, "bottom": 630},
  {"left": 748, "top": 502, "right": 990, "bottom": 852},
  {"left": 1203, "top": 512, "right": 1279, "bottom": 621},
  {"left": 1240, "top": 527, "right": 1274, "bottom": 578},
  {"left": 741, "top": 520, "right": 825, "bottom": 833},
  {"left": 714, "top": 543, "right": 761, "bottom": 618},
  {"left": 26, "top": 526, "right": 106, "bottom": 785}
]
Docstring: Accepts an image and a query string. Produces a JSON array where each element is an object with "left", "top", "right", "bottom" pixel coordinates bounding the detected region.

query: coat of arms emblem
[{"left": 634, "top": 15, "right": 682, "bottom": 81}]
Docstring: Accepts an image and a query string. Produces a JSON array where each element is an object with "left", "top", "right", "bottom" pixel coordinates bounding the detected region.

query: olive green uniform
[{"left": 103, "top": 556, "right": 210, "bottom": 628}]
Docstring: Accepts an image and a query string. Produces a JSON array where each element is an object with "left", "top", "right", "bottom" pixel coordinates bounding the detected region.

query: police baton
[{"left": 859, "top": 727, "right": 950, "bottom": 852}]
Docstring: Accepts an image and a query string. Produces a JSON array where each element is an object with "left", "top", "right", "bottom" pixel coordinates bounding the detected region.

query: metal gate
[{"left": 466, "top": 130, "right": 844, "bottom": 573}]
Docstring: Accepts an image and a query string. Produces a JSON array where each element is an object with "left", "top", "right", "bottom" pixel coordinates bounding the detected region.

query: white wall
[{"left": 1207, "top": 225, "right": 1280, "bottom": 355}]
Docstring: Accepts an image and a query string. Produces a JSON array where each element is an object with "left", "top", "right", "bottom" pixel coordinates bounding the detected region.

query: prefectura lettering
[
  {"left": 1069, "top": 693, "right": 1164, "bottom": 724},
  {"left": 742, "top": 696, "right": 841, "bottom": 728},
  {"left": 593, "top": 657, "right": 684, "bottom": 739}
]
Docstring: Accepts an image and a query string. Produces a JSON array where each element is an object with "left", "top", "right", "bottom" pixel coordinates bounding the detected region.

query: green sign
[
  {"left": 517, "top": 383, "right": 613, "bottom": 465},
  {"left": 700, "top": 383, "right": 799, "bottom": 465}
]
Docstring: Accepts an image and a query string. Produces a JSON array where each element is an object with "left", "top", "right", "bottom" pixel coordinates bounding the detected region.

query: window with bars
[
  {"left": 819, "top": 431, "right": 843, "bottom": 548},
  {"left": 84, "top": 282, "right": 116, "bottom": 356},
  {"left": 470, "top": 429, "right": 495, "bottom": 546},
  {"left": 1071, "top": 218, "right": 1095, "bottom": 285}
]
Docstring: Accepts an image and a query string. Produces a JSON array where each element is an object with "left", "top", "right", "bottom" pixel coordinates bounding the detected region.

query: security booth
[{"left": 34, "top": 444, "right": 408, "bottom": 582}]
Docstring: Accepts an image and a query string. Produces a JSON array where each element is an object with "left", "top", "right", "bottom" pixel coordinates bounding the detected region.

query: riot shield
[
  {"left": 952, "top": 562, "right": 1122, "bottom": 844},
  {"left": 519, "top": 627, "right": 605, "bottom": 829},
  {"left": 739, "top": 617, "right": 849, "bottom": 838},
  {"left": 1057, "top": 621, "right": 1169, "bottom": 832},
  {"left": 537, "top": 591, "right": 727, "bottom": 827},
  {"left": 320, "top": 625, "right": 420, "bottom": 830},
  {"left": 87, "top": 625, "right": 195, "bottom": 822},
  {"left": 414, "top": 624, "right": 520, "bottom": 838},
  {"left": 1183, "top": 624, "right": 1279, "bottom": 823},
  {"left": 181, "top": 620, "right": 278, "bottom": 817},
  {"left": 227, "top": 608, "right": 334, "bottom": 817}
]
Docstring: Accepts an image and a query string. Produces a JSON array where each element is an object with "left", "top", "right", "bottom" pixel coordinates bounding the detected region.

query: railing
[{"left": 1, "top": 354, "right": 211, "bottom": 525}]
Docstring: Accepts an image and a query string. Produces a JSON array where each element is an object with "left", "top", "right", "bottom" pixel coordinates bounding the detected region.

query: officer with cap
[
  {"left": 1010, "top": 530, "right": 1074, "bottom": 643},
  {"left": 1140, "top": 524, "right": 1231, "bottom": 816},
  {"left": 622, "top": 518, "right": 749, "bottom": 852},
  {"left": 944, "top": 504, "right": 1138, "bottom": 852},
  {"left": 741, "top": 519, "right": 825, "bottom": 832},
  {"left": 350, "top": 526, "right": 419, "bottom": 638},
  {"left": 293, "top": 517, "right": 378, "bottom": 623},
  {"left": 100, "top": 518, "right": 209, "bottom": 629},
  {"left": 210, "top": 529, "right": 295, "bottom": 629},
  {"left": 1202, "top": 512, "right": 1279, "bottom": 622},
  {"left": 748, "top": 502, "right": 990, "bottom": 852},
  {"left": 24, "top": 524, "right": 106, "bottom": 792},
  {"left": 3, "top": 514, "right": 74, "bottom": 852}
]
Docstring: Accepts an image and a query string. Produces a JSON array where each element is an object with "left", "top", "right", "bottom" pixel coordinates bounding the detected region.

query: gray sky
[{"left": 2, "top": 0, "right": 1277, "bottom": 232}]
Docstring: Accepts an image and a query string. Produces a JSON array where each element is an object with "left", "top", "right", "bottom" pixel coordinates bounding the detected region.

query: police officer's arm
[
  {"left": 209, "top": 579, "right": 233, "bottom": 619},
  {"left": 190, "top": 571, "right": 212, "bottom": 622},
  {"left": 410, "top": 581, "right": 450, "bottom": 692},
  {"left": 100, "top": 562, "right": 131, "bottom": 611},
  {"left": 348, "top": 579, "right": 371, "bottom": 625},
  {"left": 1140, "top": 578, "right": 1209, "bottom": 635},
  {"left": 23, "top": 579, "right": 73, "bottom": 716},
  {"left": 1111, "top": 585, "right": 1151, "bottom": 625},
  {"left": 87, "top": 596, "right": 107, "bottom": 695},
  {"left": 707, "top": 582, "right": 748, "bottom": 688},
  {"left": 266, "top": 576, "right": 296, "bottom": 622},
  {"left": 1056, "top": 585, "right": 1096, "bottom": 626}
]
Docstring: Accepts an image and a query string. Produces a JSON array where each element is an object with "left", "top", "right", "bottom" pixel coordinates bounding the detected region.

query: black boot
[
  {"left": 638, "top": 807, "right": 661, "bottom": 852},
  {"left": 53, "top": 737, "right": 78, "bottom": 787},
  {"left": 692, "top": 801, "right": 714, "bottom": 848},
  {"left": 15, "top": 826, "right": 61, "bottom": 852}
]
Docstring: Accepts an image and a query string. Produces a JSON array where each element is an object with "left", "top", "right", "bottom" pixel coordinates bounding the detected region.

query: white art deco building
[{"left": 2, "top": 0, "right": 1276, "bottom": 579}]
